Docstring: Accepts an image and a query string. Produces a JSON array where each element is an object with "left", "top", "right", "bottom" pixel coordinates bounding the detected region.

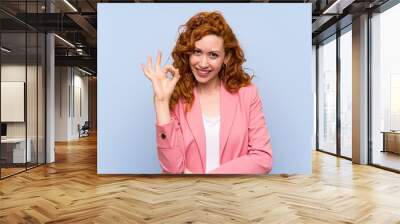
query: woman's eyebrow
[
  {"left": 194, "top": 48, "right": 222, "bottom": 54},
  {"left": 202, "top": 49, "right": 222, "bottom": 54}
]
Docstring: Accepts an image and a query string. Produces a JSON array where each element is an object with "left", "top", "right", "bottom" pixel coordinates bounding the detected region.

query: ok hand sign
[{"left": 141, "top": 51, "right": 181, "bottom": 103}]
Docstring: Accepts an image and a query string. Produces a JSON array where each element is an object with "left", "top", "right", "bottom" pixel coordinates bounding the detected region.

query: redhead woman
[{"left": 141, "top": 11, "right": 272, "bottom": 174}]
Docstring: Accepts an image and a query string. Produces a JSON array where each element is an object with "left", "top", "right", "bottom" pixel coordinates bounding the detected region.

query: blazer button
[{"left": 160, "top": 133, "right": 166, "bottom": 139}]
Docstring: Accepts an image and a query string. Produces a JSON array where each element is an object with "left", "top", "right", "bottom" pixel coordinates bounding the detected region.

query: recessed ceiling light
[
  {"left": 63, "top": 0, "right": 78, "bottom": 12},
  {"left": 1, "top": 47, "right": 11, "bottom": 53},
  {"left": 54, "top": 34, "right": 75, "bottom": 48},
  {"left": 78, "top": 67, "right": 93, "bottom": 76},
  {"left": 323, "top": 0, "right": 355, "bottom": 15}
]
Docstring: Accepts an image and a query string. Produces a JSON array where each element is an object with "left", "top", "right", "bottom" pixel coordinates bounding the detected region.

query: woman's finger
[
  {"left": 147, "top": 56, "right": 153, "bottom": 72},
  {"left": 163, "top": 65, "right": 177, "bottom": 76},
  {"left": 141, "top": 63, "right": 152, "bottom": 80},
  {"left": 161, "top": 65, "right": 173, "bottom": 79},
  {"left": 156, "top": 51, "right": 162, "bottom": 71},
  {"left": 162, "top": 65, "right": 181, "bottom": 85},
  {"left": 171, "top": 67, "right": 180, "bottom": 85}
]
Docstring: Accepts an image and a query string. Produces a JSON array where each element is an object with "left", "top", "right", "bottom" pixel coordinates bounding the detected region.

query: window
[
  {"left": 371, "top": 2, "right": 400, "bottom": 171},
  {"left": 339, "top": 28, "right": 352, "bottom": 158},
  {"left": 318, "top": 36, "right": 337, "bottom": 154}
]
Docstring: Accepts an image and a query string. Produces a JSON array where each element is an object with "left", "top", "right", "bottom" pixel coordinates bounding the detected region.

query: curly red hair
[{"left": 170, "top": 11, "right": 252, "bottom": 112}]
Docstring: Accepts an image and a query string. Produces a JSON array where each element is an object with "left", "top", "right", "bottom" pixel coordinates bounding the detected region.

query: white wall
[
  {"left": 55, "top": 67, "right": 89, "bottom": 141},
  {"left": 1, "top": 65, "right": 26, "bottom": 133},
  {"left": 55, "top": 67, "right": 69, "bottom": 141},
  {"left": 1, "top": 65, "right": 38, "bottom": 138},
  {"left": 72, "top": 72, "right": 89, "bottom": 137}
]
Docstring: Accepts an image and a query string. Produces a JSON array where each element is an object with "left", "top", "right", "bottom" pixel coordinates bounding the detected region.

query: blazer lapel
[
  {"left": 220, "top": 82, "right": 238, "bottom": 159},
  {"left": 185, "top": 86, "right": 206, "bottom": 172}
]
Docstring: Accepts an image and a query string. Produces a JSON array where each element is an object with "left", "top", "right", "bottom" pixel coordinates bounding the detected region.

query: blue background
[{"left": 97, "top": 3, "right": 313, "bottom": 174}]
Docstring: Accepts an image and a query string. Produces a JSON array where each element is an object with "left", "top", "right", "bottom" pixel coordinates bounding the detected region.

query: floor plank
[{"left": 0, "top": 134, "right": 400, "bottom": 223}]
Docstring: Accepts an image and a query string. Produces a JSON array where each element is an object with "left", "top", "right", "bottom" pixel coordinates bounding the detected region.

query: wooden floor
[
  {"left": 1, "top": 134, "right": 400, "bottom": 223},
  {"left": 0, "top": 167, "right": 26, "bottom": 178},
  {"left": 373, "top": 150, "right": 400, "bottom": 171}
]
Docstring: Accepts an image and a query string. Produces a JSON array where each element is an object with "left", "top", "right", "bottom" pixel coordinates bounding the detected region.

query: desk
[
  {"left": 381, "top": 131, "right": 400, "bottom": 154},
  {"left": 1, "top": 138, "right": 31, "bottom": 163}
]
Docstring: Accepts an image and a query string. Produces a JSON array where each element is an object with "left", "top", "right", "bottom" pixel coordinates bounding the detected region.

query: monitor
[{"left": 1, "top": 123, "right": 7, "bottom": 137}]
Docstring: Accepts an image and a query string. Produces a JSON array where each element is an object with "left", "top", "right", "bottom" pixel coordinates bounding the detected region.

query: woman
[{"left": 141, "top": 11, "right": 272, "bottom": 174}]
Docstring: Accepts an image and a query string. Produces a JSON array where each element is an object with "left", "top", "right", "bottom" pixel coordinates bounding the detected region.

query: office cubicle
[{"left": 0, "top": 1, "right": 46, "bottom": 179}]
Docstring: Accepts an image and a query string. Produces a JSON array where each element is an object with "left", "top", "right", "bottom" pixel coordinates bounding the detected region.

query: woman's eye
[
  {"left": 193, "top": 50, "right": 202, "bottom": 55},
  {"left": 209, "top": 53, "right": 218, "bottom": 59}
]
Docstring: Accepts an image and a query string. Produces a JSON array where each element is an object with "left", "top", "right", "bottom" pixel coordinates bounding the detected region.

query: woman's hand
[{"left": 141, "top": 51, "right": 181, "bottom": 103}]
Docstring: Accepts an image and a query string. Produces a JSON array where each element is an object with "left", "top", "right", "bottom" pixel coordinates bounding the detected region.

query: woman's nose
[{"left": 199, "top": 55, "right": 208, "bottom": 67}]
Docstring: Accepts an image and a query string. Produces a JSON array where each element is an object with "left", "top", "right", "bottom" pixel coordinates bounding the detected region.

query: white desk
[{"left": 1, "top": 138, "right": 32, "bottom": 163}]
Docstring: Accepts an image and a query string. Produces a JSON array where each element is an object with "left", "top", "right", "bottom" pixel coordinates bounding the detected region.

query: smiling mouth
[{"left": 196, "top": 68, "right": 211, "bottom": 76}]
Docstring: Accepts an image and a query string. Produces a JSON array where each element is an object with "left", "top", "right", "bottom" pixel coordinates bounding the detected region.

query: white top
[{"left": 202, "top": 114, "right": 221, "bottom": 173}]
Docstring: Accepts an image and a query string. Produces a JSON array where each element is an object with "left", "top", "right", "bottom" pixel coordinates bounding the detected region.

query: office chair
[{"left": 79, "top": 121, "right": 90, "bottom": 138}]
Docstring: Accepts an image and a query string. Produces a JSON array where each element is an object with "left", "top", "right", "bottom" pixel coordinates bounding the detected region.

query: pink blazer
[{"left": 155, "top": 82, "right": 273, "bottom": 174}]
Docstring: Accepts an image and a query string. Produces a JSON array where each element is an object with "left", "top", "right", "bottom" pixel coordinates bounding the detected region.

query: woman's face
[{"left": 189, "top": 34, "right": 228, "bottom": 85}]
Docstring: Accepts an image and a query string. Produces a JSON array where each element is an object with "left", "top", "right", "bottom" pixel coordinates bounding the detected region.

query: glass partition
[
  {"left": 317, "top": 35, "right": 337, "bottom": 155},
  {"left": 371, "top": 3, "right": 400, "bottom": 171},
  {"left": 0, "top": 1, "right": 46, "bottom": 179},
  {"left": 1, "top": 30, "right": 28, "bottom": 177},
  {"left": 339, "top": 28, "right": 352, "bottom": 158}
]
